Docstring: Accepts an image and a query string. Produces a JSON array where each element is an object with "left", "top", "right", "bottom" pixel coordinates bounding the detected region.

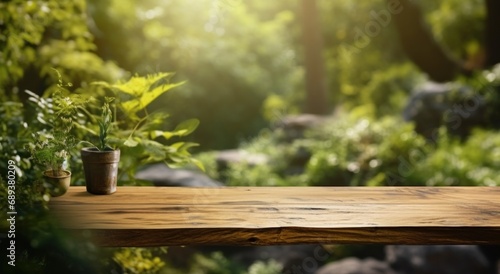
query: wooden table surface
[{"left": 49, "top": 186, "right": 500, "bottom": 247}]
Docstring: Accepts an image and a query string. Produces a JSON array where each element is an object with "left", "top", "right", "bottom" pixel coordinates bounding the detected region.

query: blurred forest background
[
  {"left": 1, "top": 0, "right": 500, "bottom": 273},
  {"left": 0, "top": 0, "right": 491, "bottom": 145}
]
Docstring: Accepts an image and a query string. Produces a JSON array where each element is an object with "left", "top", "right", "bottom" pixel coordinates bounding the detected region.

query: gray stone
[
  {"left": 197, "top": 245, "right": 332, "bottom": 274},
  {"left": 275, "top": 114, "right": 326, "bottom": 141},
  {"left": 386, "top": 245, "right": 490, "bottom": 274},
  {"left": 316, "top": 257, "right": 397, "bottom": 274},
  {"left": 403, "top": 81, "right": 487, "bottom": 140},
  {"left": 235, "top": 245, "right": 330, "bottom": 273},
  {"left": 215, "top": 149, "right": 268, "bottom": 171},
  {"left": 135, "top": 164, "right": 222, "bottom": 187}
]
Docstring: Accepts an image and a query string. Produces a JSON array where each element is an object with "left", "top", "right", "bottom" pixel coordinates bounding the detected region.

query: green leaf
[
  {"left": 171, "top": 142, "right": 199, "bottom": 152},
  {"left": 173, "top": 119, "right": 200, "bottom": 137},
  {"left": 109, "top": 73, "right": 185, "bottom": 114},
  {"left": 150, "top": 119, "right": 199, "bottom": 140},
  {"left": 150, "top": 130, "right": 164, "bottom": 139},
  {"left": 170, "top": 142, "right": 185, "bottom": 150},
  {"left": 163, "top": 161, "right": 185, "bottom": 169},
  {"left": 191, "top": 158, "right": 206, "bottom": 172},
  {"left": 166, "top": 153, "right": 188, "bottom": 163},
  {"left": 124, "top": 137, "right": 139, "bottom": 147},
  {"left": 141, "top": 139, "right": 167, "bottom": 162}
]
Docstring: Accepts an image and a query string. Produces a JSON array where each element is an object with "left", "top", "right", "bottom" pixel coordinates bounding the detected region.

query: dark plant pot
[
  {"left": 81, "top": 147, "right": 120, "bottom": 195},
  {"left": 43, "top": 170, "right": 71, "bottom": 197}
]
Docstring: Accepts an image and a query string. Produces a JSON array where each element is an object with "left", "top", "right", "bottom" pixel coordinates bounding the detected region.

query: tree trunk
[
  {"left": 392, "top": 0, "right": 466, "bottom": 82},
  {"left": 485, "top": 0, "right": 500, "bottom": 67},
  {"left": 300, "top": 0, "right": 329, "bottom": 114}
]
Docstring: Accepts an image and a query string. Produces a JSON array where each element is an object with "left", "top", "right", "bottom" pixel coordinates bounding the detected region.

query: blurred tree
[
  {"left": 318, "top": 0, "right": 415, "bottom": 117},
  {"left": 299, "top": 0, "right": 329, "bottom": 114},
  {"left": 392, "top": 0, "right": 464, "bottom": 82},
  {"left": 485, "top": 0, "right": 500, "bottom": 67},
  {"left": 392, "top": 0, "right": 499, "bottom": 82}
]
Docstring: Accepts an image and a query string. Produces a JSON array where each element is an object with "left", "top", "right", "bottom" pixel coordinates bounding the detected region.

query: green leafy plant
[
  {"left": 82, "top": 73, "right": 204, "bottom": 182},
  {"left": 99, "top": 98, "right": 114, "bottom": 149},
  {"left": 80, "top": 97, "right": 116, "bottom": 151},
  {"left": 98, "top": 97, "right": 114, "bottom": 150},
  {"left": 111, "top": 247, "right": 167, "bottom": 274},
  {"left": 28, "top": 131, "right": 73, "bottom": 177},
  {"left": 25, "top": 88, "right": 83, "bottom": 176}
]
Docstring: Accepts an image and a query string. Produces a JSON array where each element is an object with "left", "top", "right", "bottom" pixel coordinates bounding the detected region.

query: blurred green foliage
[
  {"left": 111, "top": 247, "right": 167, "bottom": 273},
  {"left": 3, "top": 0, "right": 488, "bottom": 149},
  {"left": 201, "top": 102, "right": 500, "bottom": 188},
  {"left": 160, "top": 251, "right": 282, "bottom": 274},
  {"left": 81, "top": 0, "right": 488, "bottom": 150},
  {"left": 423, "top": 0, "right": 485, "bottom": 57},
  {"left": 0, "top": 0, "right": 123, "bottom": 96},
  {"left": 1, "top": 0, "right": 490, "bottom": 150}
]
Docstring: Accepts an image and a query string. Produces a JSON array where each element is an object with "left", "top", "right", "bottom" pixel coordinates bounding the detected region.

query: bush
[{"left": 213, "top": 112, "right": 500, "bottom": 188}]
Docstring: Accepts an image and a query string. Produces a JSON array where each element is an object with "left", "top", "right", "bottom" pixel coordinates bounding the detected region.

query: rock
[
  {"left": 215, "top": 149, "right": 268, "bottom": 171},
  {"left": 134, "top": 164, "right": 222, "bottom": 187},
  {"left": 478, "top": 246, "right": 500, "bottom": 274},
  {"left": 316, "top": 257, "right": 396, "bottom": 274},
  {"left": 386, "top": 245, "right": 490, "bottom": 274},
  {"left": 199, "top": 245, "right": 332, "bottom": 274},
  {"left": 238, "top": 245, "right": 331, "bottom": 274},
  {"left": 403, "top": 81, "right": 488, "bottom": 140},
  {"left": 275, "top": 114, "right": 326, "bottom": 141},
  {"left": 284, "top": 145, "right": 312, "bottom": 176}
]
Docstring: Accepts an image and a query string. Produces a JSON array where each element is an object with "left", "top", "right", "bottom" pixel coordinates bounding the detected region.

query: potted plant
[
  {"left": 80, "top": 73, "right": 204, "bottom": 194},
  {"left": 28, "top": 129, "right": 75, "bottom": 196},
  {"left": 25, "top": 88, "right": 82, "bottom": 197},
  {"left": 80, "top": 97, "right": 120, "bottom": 195}
]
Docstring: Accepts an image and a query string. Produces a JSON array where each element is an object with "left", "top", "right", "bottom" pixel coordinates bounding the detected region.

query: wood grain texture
[{"left": 49, "top": 187, "right": 500, "bottom": 247}]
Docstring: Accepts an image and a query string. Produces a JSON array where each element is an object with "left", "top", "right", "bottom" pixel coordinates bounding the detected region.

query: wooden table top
[{"left": 49, "top": 186, "right": 500, "bottom": 247}]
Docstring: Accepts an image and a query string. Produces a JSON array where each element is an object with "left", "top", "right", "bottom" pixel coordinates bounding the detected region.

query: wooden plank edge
[{"left": 65, "top": 227, "right": 500, "bottom": 247}]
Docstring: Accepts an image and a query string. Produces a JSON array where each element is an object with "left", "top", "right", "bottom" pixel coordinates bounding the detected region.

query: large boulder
[
  {"left": 403, "top": 82, "right": 488, "bottom": 140},
  {"left": 230, "top": 245, "right": 330, "bottom": 274},
  {"left": 275, "top": 114, "right": 326, "bottom": 142},
  {"left": 386, "top": 245, "right": 490, "bottom": 274},
  {"left": 316, "top": 257, "right": 397, "bottom": 274},
  {"left": 193, "top": 245, "right": 331, "bottom": 274},
  {"left": 215, "top": 149, "right": 268, "bottom": 171},
  {"left": 135, "top": 164, "right": 222, "bottom": 187}
]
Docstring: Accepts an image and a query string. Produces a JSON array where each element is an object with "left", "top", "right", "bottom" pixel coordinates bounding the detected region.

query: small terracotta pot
[
  {"left": 43, "top": 169, "right": 71, "bottom": 197},
  {"left": 81, "top": 147, "right": 120, "bottom": 195}
]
